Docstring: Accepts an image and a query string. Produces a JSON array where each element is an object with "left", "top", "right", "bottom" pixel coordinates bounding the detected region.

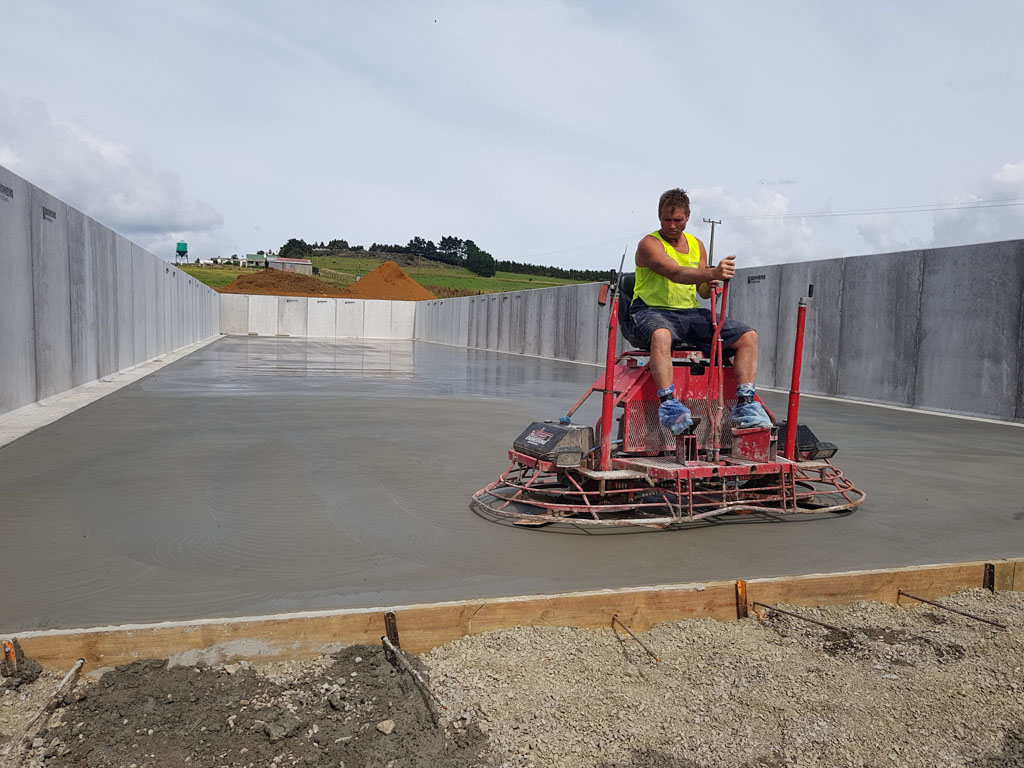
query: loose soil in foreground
[
  {"left": 218, "top": 262, "right": 435, "bottom": 301},
  {"left": 3, "top": 590, "right": 1022, "bottom": 767}
]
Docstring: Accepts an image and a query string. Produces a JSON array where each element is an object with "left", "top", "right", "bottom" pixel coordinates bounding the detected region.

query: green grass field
[
  {"left": 177, "top": 254, "right": 595, "bottom": 296},
  {"left": 176, "top": 265, "right": 256, "bottom": 289},
  {"left": 311, "top": 254, "right": 584, "bottom": 295}
]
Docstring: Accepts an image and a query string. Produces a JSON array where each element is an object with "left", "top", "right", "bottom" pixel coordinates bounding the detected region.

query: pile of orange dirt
[
  {"left": 342, "top": 261, "right": 436, "bottom": 301},
  {"left": 218, "top": 269, "right": 349, "bottom": 297},
  {"left": 218, "top": 262, "right": 436, "bottom": 301}
]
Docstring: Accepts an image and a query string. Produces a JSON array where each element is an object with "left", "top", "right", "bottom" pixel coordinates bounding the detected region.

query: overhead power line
[
  {"left": 514, "top": 196, "right": 1024, "bottom": 263},
  {"left": 725, "top": 197, "right": 1024, "bottom": 221}
]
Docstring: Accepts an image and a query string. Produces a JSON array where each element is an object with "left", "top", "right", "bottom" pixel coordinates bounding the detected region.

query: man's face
[{"left": 659, "top": 206, "right": 689, "bottom": 238}]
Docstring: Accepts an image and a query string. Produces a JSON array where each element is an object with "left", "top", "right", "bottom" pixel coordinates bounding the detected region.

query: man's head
[
  {"left": 658, "top": 188, "right": 690, "bottom": 218},
  {"left": 658, "top": 188, "right": 690, "bottom": 238}
]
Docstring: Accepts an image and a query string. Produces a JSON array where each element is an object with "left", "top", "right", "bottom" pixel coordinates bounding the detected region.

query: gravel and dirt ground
[{"left": 2, "top": 589, "right": 1021, "bottom": 767}]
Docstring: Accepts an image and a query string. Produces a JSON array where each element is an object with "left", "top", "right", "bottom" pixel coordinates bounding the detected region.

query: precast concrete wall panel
[
  {"left": 30, "top": 184, "right": 73, "bottom": 399},
  {"left": 914, "top": 242, "right": 1024, "bottom": 419},
  {"left": 187, "top": 278, "right": 196, "bottom": 344},
  {"left": 307, "top": 298, "right": 336, "bottom": 337},
  {"left": 538, "top": 288, "right": 558, "bottom": 359},
  {"left": 468, "top": 297, "right": 485, "bottom": 348},
  {"left": 486, "top": 295, "right": 500, "bottom": 350},
  {"left": 458, "top": 298, "right": 471, "bottom": 347},
  {"left": 1019, "top": 295, "right": 1024, "bottom": 421},
  {"left": 391, "top": 300, "right": 415, "bottom": 339},
  {"left": 0, "top": 167, "right": 36, "bottom": 414},
  {"left": 424, "top": 300, "right": 441, "bottom": 343},
  {"left": 67, "top": 207, "right": 98, "bottom": 386},
  {"left": 729, "top": 265, "right": 783, "bottom": 389},
  {"left": 775, "top": 259, "right": 844, "bottom": 397},
  {"left": 523, "top": 289, "right": 542, "bottom": 357},
  {"left": 1, "top": 165, "right": 218, "bottom": 412},
  {"left": 114, "top": 235, "right": 135, "bottom": 370},
  {"left": 837, "top": 251, "right": 924, "bottom": 405},
  {"left": 466, "top": 298, "right": 479, "bottom": 347},
  {"left": 576, "top": 283, "right": 603, "bottom": 365},
  {"left": 129, "top": 244, "right": 147, "bottom": 365},
  {"left": 157, "top": 261, "right": 169, "bottom": 354},
  {"left": 337, "top": 299, "right": 364, "bottom": 337},
  {"left": 170, "top": 271, "right": 182, "bottom": 350},
  {"left": 508, "top": 293, "right": 527, "bottom": 354},
  {"left": 142, "top": 249, "right": 159, "bottom": 360},
  {"left": 278, "top": 296, "right": 308, "bottom": 337},
  {"left": 248, "top": 295, "right": 278, "bottom": 336},
  {"left": 88, "top": 217, "right": 117, "bottom": 377},
  {"left": 496, "top": 295, "right": 512, "bottom": 352},
  {"left": 363, "top": 300, "right": 391, "bottom": 338},
  {"left": 553, "top": 287, "right": 579, "bottom": 362}
]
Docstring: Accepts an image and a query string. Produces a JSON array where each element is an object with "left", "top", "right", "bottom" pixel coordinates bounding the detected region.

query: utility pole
[{"left": 702, "top": 218, "right": 721, "bottom": 267}]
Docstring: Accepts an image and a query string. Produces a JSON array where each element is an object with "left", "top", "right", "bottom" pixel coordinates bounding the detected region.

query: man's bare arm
[{"left": 636, "top": 235, "right": 735, "bottom": 284}]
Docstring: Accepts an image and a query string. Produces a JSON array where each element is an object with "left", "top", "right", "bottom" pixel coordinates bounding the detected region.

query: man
[{"left": 631, "top": 188, "right": 772, "bottom": 434}]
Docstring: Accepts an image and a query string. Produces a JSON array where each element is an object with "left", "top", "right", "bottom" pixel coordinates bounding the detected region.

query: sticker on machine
[{"left": 524, "top": 428, "right": 555, "bottom": 446}]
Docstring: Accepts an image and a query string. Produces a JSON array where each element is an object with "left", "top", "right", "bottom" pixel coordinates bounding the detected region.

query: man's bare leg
[
  {"left": 650, "top": 328, "right": 693, "bottom": 434},
  {"left": 729, "top": 330, "right": 758, "bottom": 385},
  {"left": 649, "top": 328, "right": 674, "bottom": 390},
  {"left": 728, "top": 330, "right": 771, "bottom": 428}
]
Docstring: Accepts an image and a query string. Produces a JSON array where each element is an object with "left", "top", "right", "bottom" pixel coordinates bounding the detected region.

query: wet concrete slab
[{"left": 2, "top": 336, "right": 1022, "bottom": 633}]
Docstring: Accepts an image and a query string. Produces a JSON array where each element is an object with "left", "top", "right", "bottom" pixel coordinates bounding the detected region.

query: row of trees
[
  {"left": 279, "top": 235, "right": 499, "bottom": 277},
  {"left": 278, "top": 236, "right": 605, "bottom": 282},
  {"left": 494, "top": 260, "right": 608, "bottom": 282}
]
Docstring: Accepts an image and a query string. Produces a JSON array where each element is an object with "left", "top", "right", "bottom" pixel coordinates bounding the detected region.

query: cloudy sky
[{"left": 2, "top": 0, "right": 1023, "bottom": 268}]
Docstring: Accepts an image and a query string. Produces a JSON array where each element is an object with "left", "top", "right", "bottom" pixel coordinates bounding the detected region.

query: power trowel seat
[{"left": 617, "top": 272, "right": 733, "bottom": 361}]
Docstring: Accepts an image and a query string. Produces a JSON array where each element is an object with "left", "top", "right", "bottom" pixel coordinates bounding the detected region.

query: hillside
[{"left": 180, "top": 250, "right": 595, "bottom": 297}]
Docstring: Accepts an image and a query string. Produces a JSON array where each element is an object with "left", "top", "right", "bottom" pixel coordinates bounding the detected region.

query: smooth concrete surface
[
  {"left": 2, "top": 335, "right": 1021, "bottom": 633},
  {"left": 0, "top": 335, "right": 220, "bottom": 449}
]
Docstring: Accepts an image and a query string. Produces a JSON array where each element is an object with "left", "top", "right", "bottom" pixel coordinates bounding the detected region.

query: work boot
[
  {"left": 658, "top": 398, "right": 694, "bottom": 436},
  {"left": 731, "top": 400, "right": 772, "bottom": 429}
]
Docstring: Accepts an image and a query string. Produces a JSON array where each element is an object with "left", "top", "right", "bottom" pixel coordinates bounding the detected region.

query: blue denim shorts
[{"left": 630, "top": 300, "right": 753, "bottom": 354}]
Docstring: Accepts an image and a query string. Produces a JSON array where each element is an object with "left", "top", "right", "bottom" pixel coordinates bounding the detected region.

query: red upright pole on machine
[
  {"left": 598, "top": 293, "right": 618, "bottom": 471},
  {"left": 784, "top": 285, "right": 813, "bottom": 460},
  {"left": 597, "top": 250, "right": 628, "bottom": 472}
]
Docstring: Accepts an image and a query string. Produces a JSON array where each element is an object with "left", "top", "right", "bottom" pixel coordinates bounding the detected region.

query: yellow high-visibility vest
[{"left": 634, "top": 231, "right": 700, "bottom": 309}]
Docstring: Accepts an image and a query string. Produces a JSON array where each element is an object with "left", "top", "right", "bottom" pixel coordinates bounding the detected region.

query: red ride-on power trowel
[{"left": 472, "top": 263, "right": 866, "bottom": 529}]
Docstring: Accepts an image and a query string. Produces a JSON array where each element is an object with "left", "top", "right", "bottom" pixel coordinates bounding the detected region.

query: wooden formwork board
[
  {"left": 742, "top": 558, "right": 1022, "bottom": 613},
  {"left": 6, "top": 558, "right": 1022, "bottom": 674}
]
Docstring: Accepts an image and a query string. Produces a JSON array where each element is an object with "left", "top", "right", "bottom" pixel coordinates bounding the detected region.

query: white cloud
[
  {"left": 930, "top": 159, "right": 1024, "bottom": 247},
  {"left": 857, "top": 215, "right": 923, "bottom": 253},
  {"left": 0, "top": 95, "right": 229, "bottom": 259},
  {"left": 690, "top": 187, "right": 844, "bottom": 266}
]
